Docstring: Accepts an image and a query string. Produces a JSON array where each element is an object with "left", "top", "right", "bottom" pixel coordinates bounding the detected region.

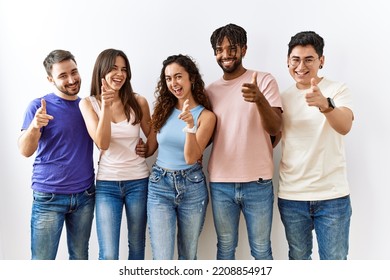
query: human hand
[
  {"left": 101, "top": 78, "right": 115, "bottom": 107},
  {"left": 305, "top": 78, "right": 327, "bottom": 109},
  {"left": 32, "top": 99, "right": 53, "bottom": 129},
  {"left": 242, "top": 72, "right": 261, "bottom": 103},
  {"left": 135, "top": 138, "right": 146, "bottom": 157},
  {"left": 178, "top": 99, "right": 195, "bottom": 128}
]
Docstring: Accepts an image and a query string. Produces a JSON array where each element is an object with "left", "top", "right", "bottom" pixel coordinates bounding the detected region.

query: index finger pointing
[{"left": 41, "top": 98, "right": 47, "bottom": 113}]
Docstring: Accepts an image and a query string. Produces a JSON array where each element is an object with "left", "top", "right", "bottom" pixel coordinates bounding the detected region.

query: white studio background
[{"left": 0, "top": 0, "right": 389, "bottom": 260}]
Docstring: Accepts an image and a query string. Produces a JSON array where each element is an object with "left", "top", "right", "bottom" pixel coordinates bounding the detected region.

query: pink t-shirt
[{"left": 206, "top": 70, "right": 282, "bottom": 182}]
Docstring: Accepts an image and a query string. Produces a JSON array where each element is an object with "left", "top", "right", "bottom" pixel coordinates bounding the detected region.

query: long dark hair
[
  {"left": 90, "top": 48, "right": 142, "bottom": 124},
  {"left": 151, "top": 54, "right": 211, "bottom": 132}
]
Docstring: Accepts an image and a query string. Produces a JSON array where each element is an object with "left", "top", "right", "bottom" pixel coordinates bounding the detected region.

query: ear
[
  {"left": 320, "top": 55, "right": 325, "bottom": 67},
  {"left": 47, "top": 76, "right": 54, "bottom": 83},
  {"left": 241, "top": 45, "right": 247, "bottom": 57}
]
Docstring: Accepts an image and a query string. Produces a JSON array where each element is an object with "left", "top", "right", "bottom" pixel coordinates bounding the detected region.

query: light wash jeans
[
  {"left": 31, "top": 183, "right": 95, "bottom": 260},
  {"left": 278, "top": 195, "right": 352, "bottom": 260},
  {"left": 95, "top": 178, "right": 148, "bottom": 260},
  {"left": 210, "top": 180, "right": 274, "bottom": 260},
  {"left": 147, "top": 163, "right": 208, "bottom": 260}
]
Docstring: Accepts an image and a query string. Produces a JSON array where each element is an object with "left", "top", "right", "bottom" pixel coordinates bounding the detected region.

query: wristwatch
[{"left": 320, "top": 97, "right": 335, "bottom": 113}]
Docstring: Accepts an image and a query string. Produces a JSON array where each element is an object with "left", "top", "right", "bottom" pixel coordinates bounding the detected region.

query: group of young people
[{"left": 18, "top": 23, "right": 354, "bottom": 260}]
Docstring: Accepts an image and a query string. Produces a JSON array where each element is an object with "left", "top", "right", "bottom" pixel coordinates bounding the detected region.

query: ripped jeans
[{"left": 147, "top": 163, "right": 209, "bottom": 260}]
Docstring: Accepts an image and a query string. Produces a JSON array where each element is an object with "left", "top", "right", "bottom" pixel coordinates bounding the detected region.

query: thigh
[
  {"left": 177, "top": 176, "right": 209, "bottom": 240},
  {"left": 66, "top": 184, "right": 95, "bottom": 259},
  {"left": 241, "top": 180, "right": 274, "bottom": 260},
  {"left": 278, "top": 198, "right": 313, "bottom": 260},
  {"left": 209, "top": 182, "right": 240, "bottom": 236},
  {"left": 31, "top": 191, "right": 68, "bottom": 260},
  {"left": 147, "top": 169, "right": 176, "bottom": 259},
  {"left": 123, "top": 178, "right": 148, "bottom": 225},
  {"left": 95, "top": 181, "right": 123, "bottom": 227},
  {"left": 314, "top": 195, "right": 352, "bottom": 260},
  {"left": 242, "top": 180, "right": 274, "bottom": 234}
]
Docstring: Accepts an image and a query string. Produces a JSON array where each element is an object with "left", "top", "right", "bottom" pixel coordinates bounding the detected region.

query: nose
[{"left": 68, "top": 75, "right": 76, "bottom": 84}]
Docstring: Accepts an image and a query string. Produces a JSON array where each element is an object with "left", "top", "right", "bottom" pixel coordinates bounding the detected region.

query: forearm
[
  {"left": 256, "top": 99, "right": 282, "bottom": 136},
  {"left": 183, "top": 134, "right": 202, "bottom": 165},
  {"left": 324, "top": 107, "right": 353, "bottom": 135},
  {"left": 92, "top": 106, "right": 112, "bottom": 150},
  {"left": 18, "top": 126, "right": 41, "bottom": 157}
]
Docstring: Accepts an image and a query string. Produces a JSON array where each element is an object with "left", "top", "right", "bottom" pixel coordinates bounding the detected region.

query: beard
[
  {"left": 54, "top": 81, "right": 81, "bottom": 96},
  {"left": 217, "top": 56, "right": 243, "bottom": 74}
]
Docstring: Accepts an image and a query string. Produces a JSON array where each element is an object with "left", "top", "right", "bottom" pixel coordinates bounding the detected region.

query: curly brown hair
[{"left": 151, "top": 54, "right": 212, "bottom": 132}]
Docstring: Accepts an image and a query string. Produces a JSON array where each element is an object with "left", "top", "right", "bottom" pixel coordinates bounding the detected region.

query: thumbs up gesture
[
  {"left": 32, "top": 98, "right": 54, "bottom": 129},
  {"left": 305, "top": 78, "right": 327, "bottom": 109},
  {"left": 242, "top": 72, "right": 261, "bottom": 103}
]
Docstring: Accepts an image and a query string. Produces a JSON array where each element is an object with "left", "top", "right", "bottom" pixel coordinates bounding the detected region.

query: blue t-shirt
[
  {"left": 156, "top": 105, "right": 204, "bottom": 170},
  {"left": 21, "top": 93, "right": 94, "bottom": 194}
]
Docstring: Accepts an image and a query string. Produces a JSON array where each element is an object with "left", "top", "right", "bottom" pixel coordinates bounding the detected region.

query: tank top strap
[{"left": 87, "top": 96, "right": 101, "bottom": 115}]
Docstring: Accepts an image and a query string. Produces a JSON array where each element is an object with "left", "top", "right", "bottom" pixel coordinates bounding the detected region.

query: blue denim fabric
[
  {"left": 31, "top": 183, "right": 95, "bottom": 260},
  {"left": 147, "top": 163, "right": 208, "bottom": 260},
  {"left": 209, "top": 180, "right": 274, "bottom": 260},
  {"left": 95, "top": 178, "right": 148, "bottom": 260},
  {"left": 278, "top": 195, "right": 352, "bottom": 260}
]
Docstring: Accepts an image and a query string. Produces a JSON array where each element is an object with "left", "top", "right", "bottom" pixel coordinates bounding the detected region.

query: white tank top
[{"left": 88, "top": 96, "right": 149, "bottom": 181}]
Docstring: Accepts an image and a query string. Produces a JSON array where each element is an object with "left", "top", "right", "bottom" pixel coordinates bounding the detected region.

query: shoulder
[
  {"left": 199, "top": 109, "right": 216, "bottom": 122},
  {"left": 79, "top": 96, "right": 91, "bottom": 105},
  {"left": 135, "top": 93, "right": 149, "bottom": 107},
  {"left": 79, "top": 96, "right": 96, "bottom": 111}
]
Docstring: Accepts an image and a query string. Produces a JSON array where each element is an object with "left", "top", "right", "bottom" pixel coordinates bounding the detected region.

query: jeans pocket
[
  {"left": 85, "top": 183, "right": 96, "bottom": 196},
  {"left": 33, "top": 191, "right": 54, "bottom": 203},
  {"left": 149, "top": 169, "right": 163, "bottom": 183},
  {"left": 186, "top": 169, "right": 204, "bottom": 184}
]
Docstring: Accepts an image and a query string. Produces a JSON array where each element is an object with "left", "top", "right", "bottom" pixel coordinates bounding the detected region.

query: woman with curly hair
[{"left": 140, "top": 54, "right": 216, "bottom": 260}]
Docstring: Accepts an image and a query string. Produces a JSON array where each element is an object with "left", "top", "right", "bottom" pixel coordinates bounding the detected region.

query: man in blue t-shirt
[{"left": 18, "top": 50, "right": 95, "bottom": 260}]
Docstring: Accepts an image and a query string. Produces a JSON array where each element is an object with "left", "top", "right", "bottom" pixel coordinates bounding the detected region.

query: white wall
[{"left": 1, "top": 0, "right": 389, "bottom": 260}]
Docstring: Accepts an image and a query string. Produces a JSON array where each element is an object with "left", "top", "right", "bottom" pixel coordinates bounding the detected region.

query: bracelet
[{"left": 182, "top": 126, "right": 197, "bottom": 134}]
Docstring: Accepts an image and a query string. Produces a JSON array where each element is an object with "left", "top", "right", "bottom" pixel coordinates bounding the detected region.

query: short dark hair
[
  {"left": 43, "top": 49, "right": 76, "bottom": 76},
  {"left": 210, "top": 23, "right": 247, "bottom": 55},
  {"left": 287, "top": 31, "right": 325, "bottom": 57}
]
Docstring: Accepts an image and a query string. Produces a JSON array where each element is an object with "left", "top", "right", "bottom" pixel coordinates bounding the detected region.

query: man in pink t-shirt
[{"left": 206, "top": 23, "right": 282, "bottom": 260}]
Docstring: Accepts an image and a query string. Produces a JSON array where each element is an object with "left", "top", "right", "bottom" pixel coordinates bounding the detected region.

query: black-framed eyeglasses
[{"left": 289, "top": 57, "right": 320, "bottom": 67}]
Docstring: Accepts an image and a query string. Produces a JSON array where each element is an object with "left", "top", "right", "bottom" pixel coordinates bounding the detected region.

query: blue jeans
[
  {"left": 147, "top": 163, "right": 208, "bottom": 260},
  {"left": 278, "top": 195, "right": 352, "bottom": 260},
  {"left": 95, "top": 178, "right": 148, "bottom": 260},
  {"left": 210, "top": 180, "right": 274, "bottom": 260},
  {"left": 31, "top": 183, "right": 95, "bottom": 260}
]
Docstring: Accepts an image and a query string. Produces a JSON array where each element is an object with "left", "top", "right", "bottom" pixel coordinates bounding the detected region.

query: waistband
[{"left": 152, "top": 162, "right": 202, "bottom": 176}]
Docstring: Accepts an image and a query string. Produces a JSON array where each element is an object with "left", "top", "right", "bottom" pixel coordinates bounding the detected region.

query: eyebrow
[
  {"left": 291, "top": 55, "right": 315, "bottom": 58},
  {"left": 165, "top": 72, "right": 182, "bottom": 78}
]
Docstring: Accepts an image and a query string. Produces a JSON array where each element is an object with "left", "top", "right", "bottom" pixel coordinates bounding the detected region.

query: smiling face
[
  {"left": 288, "top": 45, "right": 324, "bottom": 89},
  {"left": 164, "top": 62, "right": 193, "bottom": 100},
  {"left": 215, "top": 36, "right": 246, "bottom": 79},
  {"left": 104, "top": 55, "right": 127, "bottom": 92},
  {"left": 48, "top": 59, "right": 81, "bottom": 99}
]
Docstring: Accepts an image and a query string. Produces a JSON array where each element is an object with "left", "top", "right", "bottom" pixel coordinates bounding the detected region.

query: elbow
[
  {"left": 97, "top": 142, "right": 110, "bottom": 150},
  {"left": 339, "top": 127, "right": 351, "bottom": 136},
  {"left": 338, "top": 122, "right": 353, "bottom": 135},
  {"left": 19, "top": 150, "right": 33, "bottom": 158},
  {"left": 184, "top": 156, "right": 199, "bottom": 165}
]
